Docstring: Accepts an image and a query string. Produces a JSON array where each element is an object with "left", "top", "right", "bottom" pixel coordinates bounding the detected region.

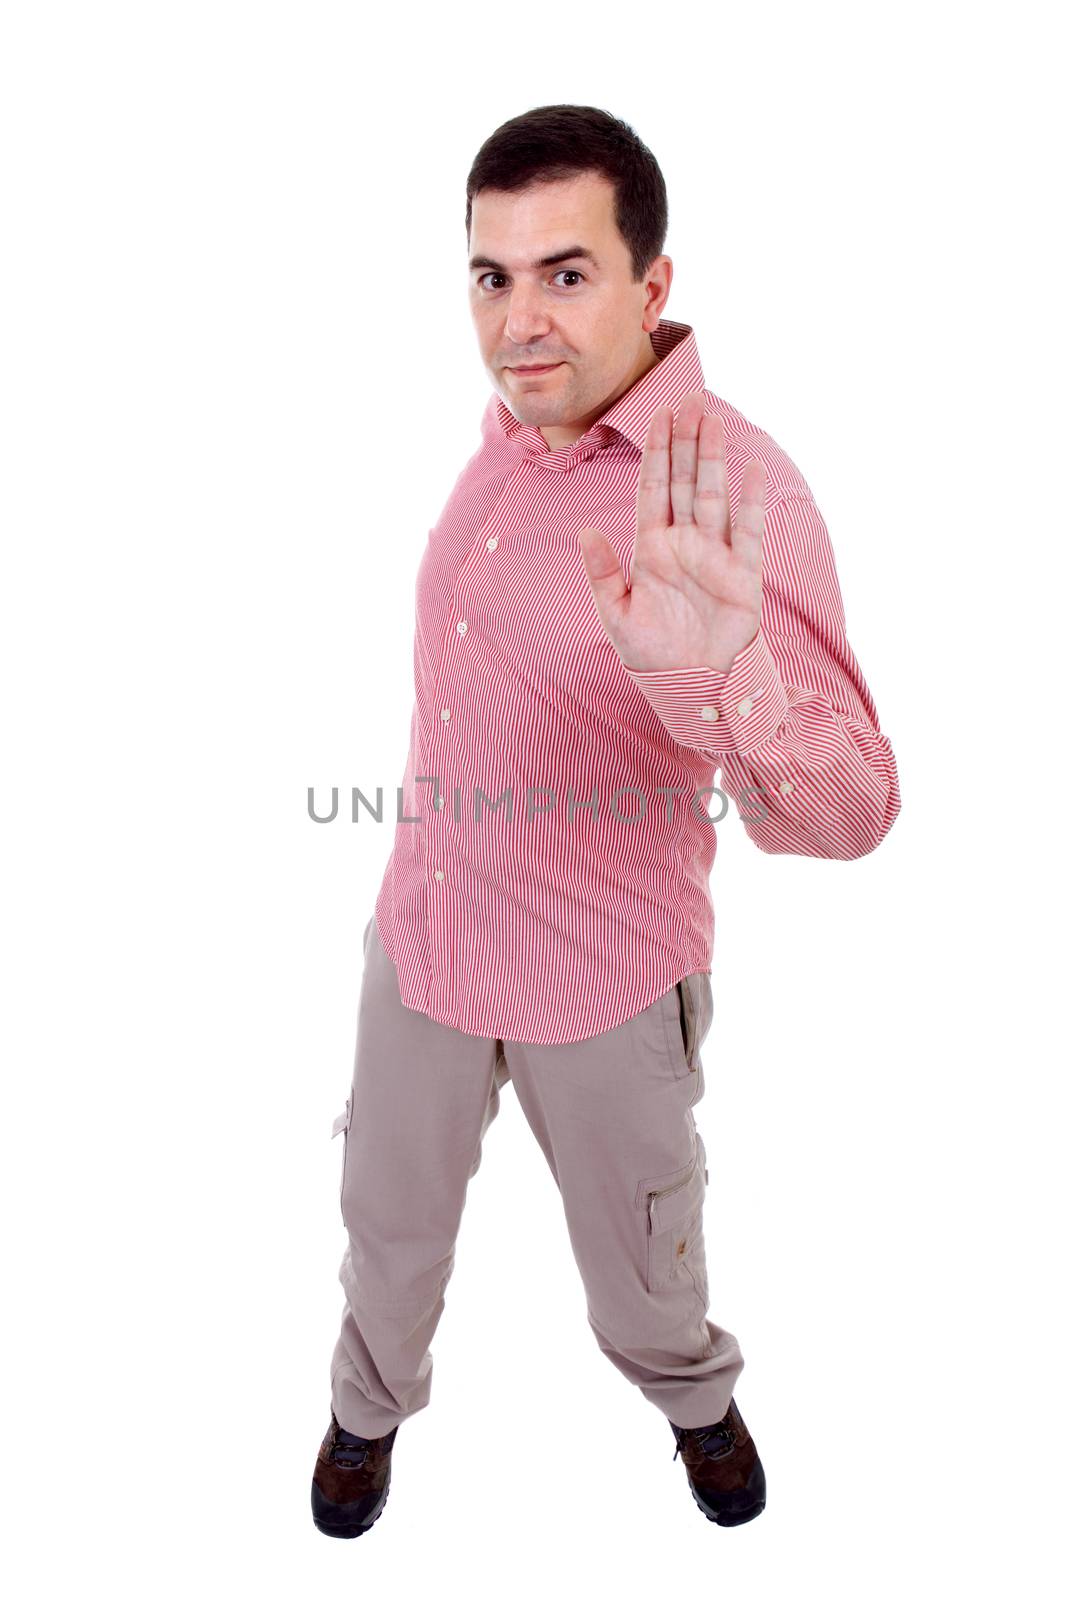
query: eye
[{"left": 475, "top": 268, "right": 586, "bottom": 291}]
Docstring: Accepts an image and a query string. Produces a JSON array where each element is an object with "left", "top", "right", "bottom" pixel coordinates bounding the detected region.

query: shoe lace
[
  {"left": 333, "top": 1436, "right": 370, "bottom": 1467},
  {"left": 332, "top": 1420, "right": 395, "bottom": 1467},
  {"left": 673, "top": 1420, "right": 736, "bottom": 1462}
]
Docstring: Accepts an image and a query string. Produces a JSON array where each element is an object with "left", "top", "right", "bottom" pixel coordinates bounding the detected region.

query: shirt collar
[{"left": 489, "top": 318, "right": 705, "bottom": 470}]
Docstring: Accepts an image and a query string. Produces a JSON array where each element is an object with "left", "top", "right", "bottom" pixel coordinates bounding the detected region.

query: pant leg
[
  {"left": 501, "top": 970, "right": 743, "bottom": 1429},
  {"left": 329, "top": 912, "right": 506, "bottom": 1437}
]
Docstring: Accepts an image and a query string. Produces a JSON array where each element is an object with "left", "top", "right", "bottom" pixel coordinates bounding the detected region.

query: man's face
[{"left": 468, "top": 172, "right": 671, "bottom": 448}]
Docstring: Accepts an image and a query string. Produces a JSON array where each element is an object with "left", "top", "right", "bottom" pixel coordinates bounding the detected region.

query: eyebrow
[{"left": 469, "top": 246, "right": 599, "bottom": 273}]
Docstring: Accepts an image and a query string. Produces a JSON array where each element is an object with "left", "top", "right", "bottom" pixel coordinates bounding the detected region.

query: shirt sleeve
[{"left": 621, "top": 494, "right": 901, "bottom": 859}]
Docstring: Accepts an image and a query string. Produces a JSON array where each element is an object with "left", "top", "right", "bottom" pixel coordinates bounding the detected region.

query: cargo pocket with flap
[
  {"left": 332, "top": 1096, "right": 352, "bottom": 1223},
  {"left": 639, "top": 1132, "right": 709, "bottom": 1294}
]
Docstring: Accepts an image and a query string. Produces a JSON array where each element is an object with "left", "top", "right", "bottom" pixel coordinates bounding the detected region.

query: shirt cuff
[{"left": 622, "top": 625, "right": 790, "bottom": 756}]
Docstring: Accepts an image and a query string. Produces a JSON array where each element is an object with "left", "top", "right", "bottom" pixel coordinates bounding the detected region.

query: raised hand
[{"left": 578, "top": 388, "right": 766, "bottom": 675}]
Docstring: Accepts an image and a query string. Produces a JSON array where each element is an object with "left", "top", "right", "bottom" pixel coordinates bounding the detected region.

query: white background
[{"left": 2, "top": 2, "right": 1063, "bottom": 1595}]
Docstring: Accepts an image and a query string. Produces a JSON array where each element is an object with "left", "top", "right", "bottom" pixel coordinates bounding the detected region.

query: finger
[
  {"left": 636, "top": 405, "right": 673, "bottom": 531},
  {"left": 693, "top": 410, "right": 730, "bottom": 545},
  {"left": 668, "top": 389, "right": 707, "bottom": 527},
  {"left": 729, "top": 458, "right": 768, "bottom": 573}
]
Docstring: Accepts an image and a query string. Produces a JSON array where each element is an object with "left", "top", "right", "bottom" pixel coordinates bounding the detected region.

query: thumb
[{"left": 578, "top": 525, "right": 630, "bottom": 628}]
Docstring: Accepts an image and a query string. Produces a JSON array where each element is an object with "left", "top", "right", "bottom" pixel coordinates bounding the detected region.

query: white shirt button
[
  {"left": 433, "top": 869, "right": 445, "bottom": 881},
  {"left": 737, "top": 696, "right": 754, "bottom": 718},
  {"left": 700, "top": 705, "right": 719, "bottom": 721},
  {"left": 486, "top": 536, "right": 498, "bottom": 550},
  {"left": 456, "top": 620, "right": 468, "bottom": 635},
  {"left": 440, "top": 708, "right": 451, "bottom": 722},
  {"left": 779, "top": 779, "right": 794, "bottom": 796},
  {"left": 433, "top": 794, "right": 445, "bottom": 809}
]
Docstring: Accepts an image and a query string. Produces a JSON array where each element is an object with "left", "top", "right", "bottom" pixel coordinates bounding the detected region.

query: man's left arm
[{"left": 621, "top": 493, "right": 901, "bottom": 859}]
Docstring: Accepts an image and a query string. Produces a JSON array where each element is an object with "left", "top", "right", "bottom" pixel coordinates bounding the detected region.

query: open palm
[{"left": 579, "top": 388, "right": 766, "bottom": 675}]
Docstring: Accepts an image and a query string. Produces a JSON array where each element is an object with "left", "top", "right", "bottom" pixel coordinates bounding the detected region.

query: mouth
[{"left": 508, "top": 362, "right": 563, "bottom": 376}]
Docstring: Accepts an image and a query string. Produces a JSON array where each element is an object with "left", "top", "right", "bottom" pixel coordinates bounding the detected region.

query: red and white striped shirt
[{"left": 374, "top": 318, "right": 900, "bottom": 1044}]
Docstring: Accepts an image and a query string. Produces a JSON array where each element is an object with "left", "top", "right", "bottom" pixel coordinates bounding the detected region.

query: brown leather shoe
[
  {"left": 669, "top": 1397, "right": 766, "bottom": 1525},
  {"left": 311, "top": 1411, "right": 399, "bottom": 1538}
]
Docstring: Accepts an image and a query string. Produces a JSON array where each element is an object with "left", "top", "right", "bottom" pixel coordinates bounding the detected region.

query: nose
[{"left": 504, "top": 282, "right": 552, "bottom": 349}]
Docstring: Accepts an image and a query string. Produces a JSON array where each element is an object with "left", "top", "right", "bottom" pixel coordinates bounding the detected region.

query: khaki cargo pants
[{"left": 328, "top": 912, "right": 744, "bottom": 1438}]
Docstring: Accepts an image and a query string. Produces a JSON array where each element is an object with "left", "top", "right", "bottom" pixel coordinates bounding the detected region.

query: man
[{"left": 312, "top": 104, "right": 900, "bottom": 1537}]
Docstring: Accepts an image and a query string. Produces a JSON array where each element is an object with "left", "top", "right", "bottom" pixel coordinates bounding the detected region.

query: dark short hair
[{"left": 465, "top": 104, "right": 668, "bottom": 282}]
